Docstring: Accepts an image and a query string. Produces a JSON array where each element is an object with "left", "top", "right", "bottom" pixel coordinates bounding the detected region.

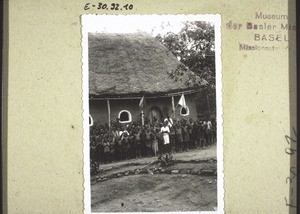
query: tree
[{"left": 155, "top": 21, "right": 216, "bottom": 119}]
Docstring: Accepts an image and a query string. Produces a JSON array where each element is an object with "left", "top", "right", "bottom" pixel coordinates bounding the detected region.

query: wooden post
[
  {"left": 141, "top": 110, "right": 144, "bottom": 126},
  {"left": 171, "top": 96, "right": 175, "bottom": 120},
  {"left": 107, "top": 99, "right": 111, "bottom": 128},
  {"left": 205, "top": 90, "right": 211, "bottom": 121},
  {"left": 139, "top": 95, "right": 145, "bottom": 126}
]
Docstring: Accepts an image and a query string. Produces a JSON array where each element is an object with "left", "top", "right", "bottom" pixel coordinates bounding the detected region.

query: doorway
[{"left": 148, "top": 106, "right": 163, "bottom": 123}]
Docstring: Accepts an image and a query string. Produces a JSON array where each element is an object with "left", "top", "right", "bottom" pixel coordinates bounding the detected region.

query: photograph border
[{"left": 81, "top": 14, "right": 223, "bottom": 214}]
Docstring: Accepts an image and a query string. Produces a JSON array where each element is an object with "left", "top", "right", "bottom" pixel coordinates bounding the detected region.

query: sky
[{"left": 83, "top": 15, "right": 215, "bottom": 36}]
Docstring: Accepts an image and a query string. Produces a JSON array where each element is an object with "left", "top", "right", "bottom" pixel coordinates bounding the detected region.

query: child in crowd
[
  {"left": 140, "top": 127, "right": 147, "bottom": 157},
  {"left": 133, "top": 127, "right": 142, "bottom": 158},
  {"left": 103, "top": 137, "right": 110, "bottom": 163},
  {"left": 152, "top": 128, "right": 159, "bottom": 157},
  {"left": 175, "top": 122, "right": 183, "bottom": 153},
  {"left": 182, "top": 122, "right": 190, "bottom": 151},
  {"left": 145, "top": 128, "right": 152, "bottom": 157},
  {"left": 122, "top": 132, "right": 130, "bottom": 160},
  {"left": 169, "top": 126, "right": 176, "bottom": 154}
]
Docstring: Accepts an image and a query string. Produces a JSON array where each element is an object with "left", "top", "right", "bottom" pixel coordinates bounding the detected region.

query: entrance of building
[{"left": 148, "top": 106, "right": 163, "bottom": 123}]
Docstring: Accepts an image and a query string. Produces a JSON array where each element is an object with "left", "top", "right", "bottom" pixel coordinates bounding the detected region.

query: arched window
[
  {"left": 89, "top": 114, "right": 94, "bottom": 126},
  {"left": 118, "top": 110, "right": 132, "bottom": 123},
  {"left": 180, "top": 106, "right": 189, "bottom": 116}
]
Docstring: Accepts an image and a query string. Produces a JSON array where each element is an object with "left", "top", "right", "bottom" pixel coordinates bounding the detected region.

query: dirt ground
[
  {"left": 91, "top": 174, "right": 217, "bottom": 212},
  {"left": 91, "top": 145, "right": 217, "bottom": 212}
]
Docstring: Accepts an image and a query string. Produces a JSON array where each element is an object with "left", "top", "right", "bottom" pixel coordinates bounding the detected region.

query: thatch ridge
[{"left": 89, "top": 32, "right": 200, "bottom": 97}]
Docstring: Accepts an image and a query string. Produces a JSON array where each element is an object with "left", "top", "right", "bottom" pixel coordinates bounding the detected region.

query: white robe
[{"left": 160, "top": 126, "right": 170, "bottom": 145}]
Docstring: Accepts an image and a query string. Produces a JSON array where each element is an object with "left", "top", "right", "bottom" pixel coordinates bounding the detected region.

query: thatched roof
[{"left": 89, "top": 32, "right": 203, "bottom": 97}]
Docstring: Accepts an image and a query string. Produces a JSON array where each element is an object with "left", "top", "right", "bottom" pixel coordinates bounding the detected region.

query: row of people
[{"left": 90, "top": 118, "right": 216, "bottom": 164}]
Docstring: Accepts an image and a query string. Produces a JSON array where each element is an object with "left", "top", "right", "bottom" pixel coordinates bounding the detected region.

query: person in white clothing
[
  {"left": 160, "top": 121, "right": 171, "bottom": 154},
  {"left": 206, "top": 120, "right": 213, "bottom": 146},
  {"left": 164, "top": 115, "right": 173, "bottom": 128},
  {"left": 119, "top": 128, "right": 129, "bottom": 140},
  {"left": 207, "top": 120, "right": 212, "bottom": 130}
]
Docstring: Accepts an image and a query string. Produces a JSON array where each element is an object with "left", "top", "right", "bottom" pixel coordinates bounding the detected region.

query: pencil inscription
[{"left": 284, "top": 127, "right": 297, "bottom": 209}]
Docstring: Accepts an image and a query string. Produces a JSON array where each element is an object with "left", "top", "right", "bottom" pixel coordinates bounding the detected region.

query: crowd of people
[{"left": 90, "top": 117, "right": 217, "bottom": 165}]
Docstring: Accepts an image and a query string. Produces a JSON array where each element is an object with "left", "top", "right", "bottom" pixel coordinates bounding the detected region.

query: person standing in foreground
[{"left": 160, "top": 121, "right": 171, "bottom": 154}]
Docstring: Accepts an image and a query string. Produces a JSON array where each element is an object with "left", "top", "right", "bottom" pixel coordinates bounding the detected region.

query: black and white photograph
[{"left": 82, "top": 15, "right": 223, "bottom": 213}]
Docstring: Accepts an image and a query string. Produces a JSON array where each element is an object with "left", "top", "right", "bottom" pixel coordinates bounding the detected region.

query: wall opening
[
  {"left": 118, "top": 110, "right": 132, "bottom": 123},
  {"left": 180, "top": 106, "right": 189, "bottom": 116},
  {"left": 89, "top": 114, "right": 94, "bottom": 126}
]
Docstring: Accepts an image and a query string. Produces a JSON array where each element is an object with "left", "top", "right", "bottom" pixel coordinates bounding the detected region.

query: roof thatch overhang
[
  {"left": 89, "top": 32, "right": 207, "bottom": 98},
  {"left": 89, "top": 87, "right": 204, "bottom": 100}
]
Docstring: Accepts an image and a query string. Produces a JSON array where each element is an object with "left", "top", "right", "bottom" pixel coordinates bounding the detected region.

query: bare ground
[
  {"left": 91, "top": 146, "right": 217, "bottom": 212},
  {"left": 91, "top": 174, "right": 217, "bottom": 212}
]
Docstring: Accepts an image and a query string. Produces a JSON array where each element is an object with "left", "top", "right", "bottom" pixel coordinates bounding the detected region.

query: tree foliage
[
  {"left": 156, "top": 21, "right": 215, "bottom": 92},
  {"left": 155, "top": 21, "right": 216, "bottom": 118}
]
